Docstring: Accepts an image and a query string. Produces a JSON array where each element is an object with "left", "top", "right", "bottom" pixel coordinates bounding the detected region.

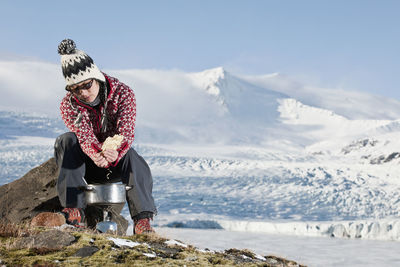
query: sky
[{"left": 1, "top": 0, "right": 400, "bottom": 99}]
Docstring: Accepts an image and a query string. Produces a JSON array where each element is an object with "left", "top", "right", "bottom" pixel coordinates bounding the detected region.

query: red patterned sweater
[{"left": 60, "top": 73, "right": 136, "bottom": 166}]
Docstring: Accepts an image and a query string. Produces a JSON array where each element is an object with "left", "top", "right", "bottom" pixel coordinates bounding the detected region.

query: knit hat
[{"left": 57, "top": 39, "right": 105, "bottom": 87}]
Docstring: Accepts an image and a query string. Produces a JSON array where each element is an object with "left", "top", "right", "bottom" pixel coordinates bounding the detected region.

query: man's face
[{"left": 68, "top": 79, "right": 100, "bottom": 103}]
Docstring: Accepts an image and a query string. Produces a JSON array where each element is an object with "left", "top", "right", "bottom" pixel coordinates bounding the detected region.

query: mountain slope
[
  {"left": 242, "top": 73, "right": 400, "bottom": 120},
  {"left": 188, "top": 67, "right": 287, "bottom": 123}
]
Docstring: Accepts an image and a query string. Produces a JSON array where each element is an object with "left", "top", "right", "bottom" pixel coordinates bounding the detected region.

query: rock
[
  {"left": 0, "top": 158, "right": 59, "bottom": 223},
  {"left": 13, "top": 229, "right": 75, "bottom": 249},
  {"left": 0, "top": 158, "right": 129, "bottom": 235},
  {"left": 150, "top": 243, "right": 182, "bottom": 258},
  {"left": 31, "top": 212, "right": 66, "bottom": 227},
  {"left": 73, "top": 246, "right": 99, "bottom": 257}
]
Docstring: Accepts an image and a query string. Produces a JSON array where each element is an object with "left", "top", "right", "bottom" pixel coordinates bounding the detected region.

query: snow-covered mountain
[
  {"left": 2, "top": 60, "right": 400, "bottom": 242},
  {"left": 243, "top": 72, "right": 400, "bottom": 120},
  {"left": 188, "top": 67, "right": 287, "bottom": 121}
]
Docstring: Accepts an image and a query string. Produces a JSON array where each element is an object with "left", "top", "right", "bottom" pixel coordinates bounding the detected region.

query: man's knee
[
  {"left": 126, "top": 148, "right": 136, "bottom": 157},
  {"left": 118, "top": 148, "right": 135, "bottom": 163},
  {"left": 55, "top": 132, "right": 78, "bottom": 150}
]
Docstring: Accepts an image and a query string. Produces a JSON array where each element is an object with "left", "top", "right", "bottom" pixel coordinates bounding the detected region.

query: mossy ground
[{"left": 0, "top": 223, "right": 305, "bottom": 267}]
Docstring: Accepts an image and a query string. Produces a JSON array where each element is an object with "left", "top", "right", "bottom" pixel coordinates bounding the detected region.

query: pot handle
[{"left": 86, "top": 185, "right": 94, "bottom": 191}]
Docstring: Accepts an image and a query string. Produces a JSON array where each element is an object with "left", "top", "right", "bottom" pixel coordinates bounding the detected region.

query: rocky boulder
[
  {"left": 0, "top": 158, "right": 128, "bottom": 235},
  {"left": 13, "top": 229, "right": 76, "bottom": 250},
  {"left": 31, "top": 212, "right": 66, "bottom": 227}
]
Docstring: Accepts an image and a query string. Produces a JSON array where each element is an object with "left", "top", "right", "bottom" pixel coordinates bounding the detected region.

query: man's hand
[
  {"left": 103, "top": 149, "right": 118, "bottom": 164},
  {"left": 93, "top": 153, "right": 109, "bottom": 168}
]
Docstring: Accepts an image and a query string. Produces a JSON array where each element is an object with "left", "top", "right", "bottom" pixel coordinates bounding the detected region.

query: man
[{"left": 54, "top": 39, "right": 157, "bottom": 234}]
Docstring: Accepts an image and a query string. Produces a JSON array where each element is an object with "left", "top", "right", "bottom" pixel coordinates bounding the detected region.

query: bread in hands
[{"left": 102, "top": 134, "right": 124, "bottom": 151}]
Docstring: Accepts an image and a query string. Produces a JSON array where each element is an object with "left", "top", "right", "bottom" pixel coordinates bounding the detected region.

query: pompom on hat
[{"left": 58, "top": 39, "right": 105, "bottom": 87}]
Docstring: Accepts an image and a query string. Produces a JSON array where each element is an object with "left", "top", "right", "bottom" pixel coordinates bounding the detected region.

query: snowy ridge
[
  {"left": 188, "top": 67, "right": 286, "bottom": 124},
  {"left": 187, "top": 67, "right": 228, "bottom": 106},
  {"left": 218, "top": 219, "right": 400, "bottom": 241},
  {"left": 157, "top": 217, "right": 400, "bottom": 241},
  {"left": 277, "top": 98, "right": 392, "bottom": 141},
  {"left": 369, "top": 120, "right": 400, "bottom": 135},
  {"left": 278, "top": 98, "right": 348, "bottom": 124},
  {"left": 243, "top": 72, "right": 400, "bottom": 120}
]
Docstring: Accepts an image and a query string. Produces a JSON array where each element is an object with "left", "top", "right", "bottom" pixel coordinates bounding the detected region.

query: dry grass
[
  {"left": 129, "top": 231, "right": 169, "bottom": 244},
  {"left": 30, "top": 247, "right": 62, "bottom": 255},
  {"left": 0, "top": 221, "right": 38, "bottom": 238}
]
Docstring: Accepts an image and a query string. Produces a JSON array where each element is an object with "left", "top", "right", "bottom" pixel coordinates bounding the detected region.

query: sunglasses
[{"left": 66, "top": 79, "right": 93, "bottom": 93}]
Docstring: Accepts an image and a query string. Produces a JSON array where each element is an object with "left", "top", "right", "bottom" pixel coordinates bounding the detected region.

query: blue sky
[{"left": 1, "top": 0, "right": 400, "bottom": 99}]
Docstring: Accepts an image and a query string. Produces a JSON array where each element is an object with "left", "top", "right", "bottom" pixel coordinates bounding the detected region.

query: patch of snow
[
  {"left": 143, "top": 252, "right": 157, "bottom": 258},
  {"left": 107, "top": 237, "right": 141, "bottom": 248},
  {"left": 196, "top": 248, "right": 214, "bottom": 253},
  {"left": 165, "top": 239, "right": 188, "bottom": 248},
  {"left": 254, "top": 254, "right": 266, "bottom": 261}
]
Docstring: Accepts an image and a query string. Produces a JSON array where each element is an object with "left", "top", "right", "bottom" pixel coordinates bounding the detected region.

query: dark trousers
[{"left": 54, "top": 132, "right": 157, "bottom": 219}]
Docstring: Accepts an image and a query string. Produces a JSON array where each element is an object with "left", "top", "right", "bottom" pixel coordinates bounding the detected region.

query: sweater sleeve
[
  {"left": 112, "top": 84, "right": 136, "bottom": 165},
  {"left": 60, "top": 96, "right": 102, "bottom": 161}
]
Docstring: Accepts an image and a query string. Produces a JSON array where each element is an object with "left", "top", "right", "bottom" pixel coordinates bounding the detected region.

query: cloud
[
  {"left": 0, "top": 61, "right": 64, "bottom": 116},
  {"left": 108, "top": 69, "right": 223, "bottom": 127}
]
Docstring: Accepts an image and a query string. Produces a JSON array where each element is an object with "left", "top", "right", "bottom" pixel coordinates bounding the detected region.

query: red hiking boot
[
  {"left": 134, "top": 218, "right": 154, "bottom": 234},
  {"left": 61, "top": 208, "right": 85, "bottom": 228}
]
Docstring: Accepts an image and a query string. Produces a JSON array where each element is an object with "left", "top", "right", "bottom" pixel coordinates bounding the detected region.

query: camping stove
[{"left": 84, "top": 183, "right": 131, "bottom": 234}]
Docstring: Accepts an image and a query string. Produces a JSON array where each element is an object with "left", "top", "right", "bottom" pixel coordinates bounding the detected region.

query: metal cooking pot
[{"left": 85, "top": 183, "right": 132, "bottom": 205}]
